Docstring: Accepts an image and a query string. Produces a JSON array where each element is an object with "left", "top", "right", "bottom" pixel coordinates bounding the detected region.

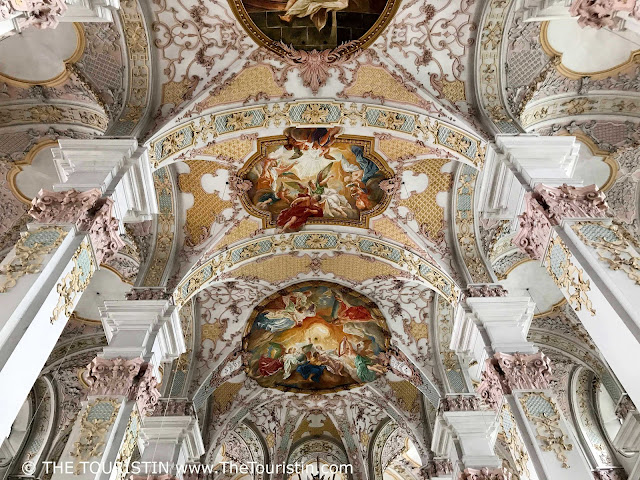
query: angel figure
[
  {"left": 255, "top": 150, "right": 296, "bottom": 192},
  {"left": 256, "top": 291, "right": 317, "bottom": 331},
  {"left": 276, "top": 193, "right": 324, "bottom": 232},
  {"left": 346, "top": 145, "right": 379, "bottom": 186}
]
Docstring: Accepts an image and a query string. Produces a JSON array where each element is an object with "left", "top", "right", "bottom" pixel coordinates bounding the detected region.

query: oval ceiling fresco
[
  {"left": 228, "top": 0, "right": 401, "bottom": 54},
  {"left": 243, "top": 281, "right": 391, "bottom": 393},
  {"left": 240, "top": 127, "right": 393, "bottom": 230}
]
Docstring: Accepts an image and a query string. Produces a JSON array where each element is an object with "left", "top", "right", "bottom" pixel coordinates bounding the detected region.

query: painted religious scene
[
  {"left": 243, "top": 282, "right": 391, "bottom": 392},
  {"left": 230, "top": 0, "right": 394, "bottom": 51},
  {"left": 241, "top": 127, "right": 392, "bottom": 230}
]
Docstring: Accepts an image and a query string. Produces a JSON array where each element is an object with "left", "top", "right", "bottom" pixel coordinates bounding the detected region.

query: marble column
[
  {"left": 431, "top": 393, "right": 509, "bottom": 480},
  {"left": 0, "top": 139, "right": 156, "bottom": 443},
  {"left": 451, "top": 284, "right": 594, "bottom": 479},
  {"left": 514, "top": 184, "right": 640, "bottom": 407},
  {"left": 448, "top": 288, "right": 535, "bottom": 480},
  {"left": 49, "top": 295, "right": 185, "bottom": 480},
  {"left": 490, "top": 134, "right": 640, "bottom": 409},
  {"left": 0, "top": 190, "right": 121, "bottom": 442},
  {"left": 476, "top": 351, "right": 593, "bottom": 480},
  {"left": 613, "top": 395, "right": 640, "bottom": 480}
]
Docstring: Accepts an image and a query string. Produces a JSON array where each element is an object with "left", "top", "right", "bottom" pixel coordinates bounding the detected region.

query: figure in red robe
[
  {"left": 335, "top": 292, "right": 372, "bottom": 322},
  {"left": 276, "top": 194, "right": 324, "bottom": 232},
  {"left": 258, "top": 355, "right": 284, "bottom": 376}
]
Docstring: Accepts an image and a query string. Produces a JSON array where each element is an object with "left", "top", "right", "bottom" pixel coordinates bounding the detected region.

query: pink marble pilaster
[
  {"left": 477, "top": 352, "right": 552, "bottom": 410},
  {"left": 29, "top": 188, "right": 125, "bottom": 263},
  {"left": 458, "top": 467, "right": 512, "bottom": 480},
  {"left": 514, "top": 183, "right": 608, "bottom": 260},
  {"left": 85, "top": 356, "right": 160, "bottom": 416}
]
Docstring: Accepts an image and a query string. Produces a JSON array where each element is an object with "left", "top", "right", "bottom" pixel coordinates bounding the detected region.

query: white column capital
[
  {"left": 479, "top": 135, "right": 583, "bottom": 223},
  {"left": 99, "top": 300, "right": 186, "bottom": 370},
  {"left": 52, "top": 138, "right": 158, "bottom": 225},
  {"left": 138, "top": 415, "right": 205, "bottom": 465},
  {"left": 52, "top": 138, "right": 138, "bottom": 191},
  {"left": 465, "top": 296, "right": 537, "bottom": 353},
  {"left": 495, "top": 134, "right": 581, "bottom": 188},
  {"left": 440, "top": 410, "right": 501, "bottom": 469}
]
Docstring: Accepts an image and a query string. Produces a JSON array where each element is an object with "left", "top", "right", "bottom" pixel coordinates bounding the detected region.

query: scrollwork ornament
[
  {"left": 84, "top": 357, "right": 160, "bottom": 416},
  {"left": 615, "top": 394, "right": 637, "bottom": 421},
  {"left": 515, "top": 184, "right": 609, "bottom": 260},
  {"left": 50, "top": 239, "right": 96, "bottom": 323},
  {"left": 459, "top": 467, "right": 512, "bottom": 480},
  {"left": 592, "top": 467, "right": 631, "bottom": 479},
  {"left": 421, "top": 459, "right": 453, "bottom": 478},
  {"left": 149, "top": 399, "right": 194, "bottom": 417},
  {"left": 569, "top": 0, "right": 640, "bottom": 29},
  {"left": 535, "top": 184, "right": 608, "bottom": 222},
  {"left": 573, "top": 222, "right": 640, "bottom": 285},
  {"left": 30, "top": 189, "right": 125, "bottom": 264},
  {"left": 125, "top": 288, "right": 172, "bottom": 301},
  {"left": 71, "top": 399, "right": 120, "bottom": 473},
  {"left": 519, "top": 393, "right": 573, "bottom": 468},
  {"left": 0, "top": 227, "right": 67, "bottom": 293},
  {"left": 438, "top": 394, "right": 482, "bottom": 413},
  {"left": 545, "top": 235, "right": 596, "bottom": 315},
  {"left": 514, "top": 193, "right": 552, "bottom": 260},
  {"left": 113, "top": 410, "right": 140, "bottom": 480},
  {"left": 455, "top": 166, "right": 493, "bottom": 283},
  {"left": 499, "top": 405, "right": 531, "bottom": 479},
  {"left": 466, "top": 284, "right": 509, "bottom": 297},
  {"left": 477, "top": 352, "right": 552, "bottom": 410}
]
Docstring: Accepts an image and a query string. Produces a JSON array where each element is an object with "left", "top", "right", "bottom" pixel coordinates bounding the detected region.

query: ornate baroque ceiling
[{"left": 1, "top": 0, "right": 639, "bottom": 476}]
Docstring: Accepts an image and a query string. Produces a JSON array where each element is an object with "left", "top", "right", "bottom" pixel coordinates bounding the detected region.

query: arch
[
  {"left": 569, "top": 367, "right": 623, "bottom": 470},
  {"left": 474, "top": 0, "right": 523, "bottom": 134},
  {"left": 287, "top": 436, "right": 351, "bottom": 478},
  {"left": 146, "top": 101, "right": 486, "bottom": 171},
  {"left": 187, "top": 275, "right": 445, "bottom": 416},
  {"left": 8, "top": 377, "right": 57, "bottom": 479},
  {"left": 173, "top": 232, "right": 460, "bottom": 309},
  {"left": 369, "top": 419, "right": 422, "bottom": 480}
]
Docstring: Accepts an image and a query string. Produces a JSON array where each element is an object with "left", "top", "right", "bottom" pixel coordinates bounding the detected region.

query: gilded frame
[{"left": 227, "top": 0, "right": 402, "bottom": 59}]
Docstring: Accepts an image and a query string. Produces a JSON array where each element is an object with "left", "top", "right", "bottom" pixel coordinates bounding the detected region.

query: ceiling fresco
[
  {"left": 230, "top": 0, "right": 399, "bottom": 52},
  {"left": 240, "top": 127, "right": 393, "bottom": 230},
  {"left": 243, "top": 281, "right": 391, "bottom": 392}
]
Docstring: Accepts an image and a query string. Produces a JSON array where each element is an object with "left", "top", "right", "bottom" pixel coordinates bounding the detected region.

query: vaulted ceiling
[{"left": 1, "top": 0, "right": 639, "bottom": 476}]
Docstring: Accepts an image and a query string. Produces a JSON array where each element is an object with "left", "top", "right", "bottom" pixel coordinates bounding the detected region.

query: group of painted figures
[
  {"left": 243, "top": 284, "right": 391, "bottom": 391},
  {"left": 245, "top": 128, "right": 387, "bottom": 231},
  {"left": 256, "top": 341, "right": 385, "bottom": 385}
]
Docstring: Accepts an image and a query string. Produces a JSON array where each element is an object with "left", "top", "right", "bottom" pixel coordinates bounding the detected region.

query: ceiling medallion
[
  {"left": 243, "top": 281, "right": 391, "bottom": 393},
  {"left": 239, "top": 127, "right": 394, "bottom": 231}
]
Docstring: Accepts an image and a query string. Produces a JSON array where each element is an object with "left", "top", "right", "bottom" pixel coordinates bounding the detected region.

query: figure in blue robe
[
  {"left": 297, "top": 362, "right": 326, "bottom": 382},
  {"left": 351, "top": 146, "right": 379, "bottom": 184},
  {"left": 255, "top": 312, "right": 295, "bottom": 332}
]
